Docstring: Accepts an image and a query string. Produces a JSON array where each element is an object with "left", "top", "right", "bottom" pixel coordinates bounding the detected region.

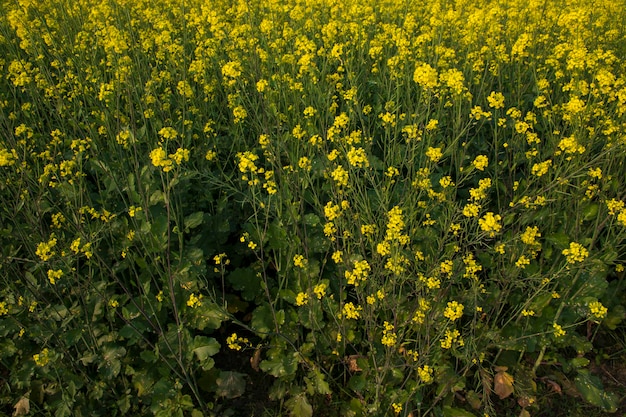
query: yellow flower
[
  {"left": 478, "top": 212, "right": 502, "bottom": 237},
  {"left": 33, "top": 348, "right": 50, "bottom": 367},
  {"left": 553, "top": 322, "right": 566, "bottom": 338},
  {"left": 425, "top": 146, "right": 443, "bottom": 163},
  {"left": 562, "top": 242, "right": 589, "bottom": 263},
  {"left": 381, "top": 321, "right": 397, "bottom": 347},
  {"left": 187, "top": 293, "right": 203, "bottom": 308},
  {"left": 515, "top": 255, "right": 530, "bottom": 268},
  {"left": 342, "top": 302, "right": 361, "bottom": 320},
  {"left": 36, "top": 236, "right": 57, "bottom": 261},
  {"left": 227, "top": 333, "right": 249, "bottom": 351},
  {"left": 295, "top": 292, "right": 309, "bottom": 306},
  {"left": 417, "top": 365, "right": 434, "bottom": 383},
  {"left": 293, "top": 254, "right": 307, "bottom": 268},
  {"left": 472, "top": 155, "right": 488, "bottom": 171},
  {"left": 330, "top": 165, "right": 349, "bottom": 187},
  {"left": 0, "top": 148, "right": 17, "bottom": 166},
  {"left": 345, "top": 260, "right": 371, "bottom": 286},
  {"left": 588, "top": 301, "right": 608, "bottom": 320},
  {"left": 313, "top": 283, "right": 327, "bottom": 299},
  {"left": 444, "top": 301, "right": 464, "bottom": 321},
  {"left": 47, "top": 269, "right": 63, "bottom": 285},
  {"left": 462, "top": 203, "right": 480, "bottom": 217},
  {"left": 347, "top": 147, "right": 369, "bottom": 168},
  {"left": 487, "top": 91, "right": 505, "bottom": 109}
]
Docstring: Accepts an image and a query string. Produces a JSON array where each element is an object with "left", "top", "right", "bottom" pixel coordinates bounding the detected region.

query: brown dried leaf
[
  {"left": 250, "top": 347, "right": 261, "bottom": 372},
  {"left": 494, "top": 370, "right": 515, "bottom": 399},
  {"left": 13, "top": 397, "right": 29, "bottom": 417},
  {"left": 347, "top": 355, "right": 363, "bottom": 372}
]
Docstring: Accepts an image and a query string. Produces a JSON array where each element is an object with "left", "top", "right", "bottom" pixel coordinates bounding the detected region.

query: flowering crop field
[{"left": 1, "top": 0, "right": 626, "bottom": 415}]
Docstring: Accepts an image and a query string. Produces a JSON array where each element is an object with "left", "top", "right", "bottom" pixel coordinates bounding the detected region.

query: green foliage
[{"left": 1, "top": 0, "right": 626, "bottom": 415}]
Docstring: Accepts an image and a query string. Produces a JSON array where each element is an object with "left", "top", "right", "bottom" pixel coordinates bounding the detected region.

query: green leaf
[
  {"left": 216, "top": 371, "right": 246, "bottom": 399},
  {"left": 184, "top": 211, "right": 204, "bottom": 230},
  {"left": 251, "top": 304, "right": 284, "bottom": 337},
  {"left": 442, "top": 406, "right": 477, "bottom": 417},
  {"left": 582, "top": 203, "right": 599, "bottom": 221},
  {"left": 259, "top": 351, "right": 298, "bottom": 378},
  {"left": 285, "top": 394, "right": 313, "bottom": 417},
  {"left": 190, "top": 336, "right": 220, "bottom": 370},
  {"left": 227, "top": 267, "right": 262, "bottom": 301},
  {"left": 574, "top": 370, "right": 618, "bottom": 412}
]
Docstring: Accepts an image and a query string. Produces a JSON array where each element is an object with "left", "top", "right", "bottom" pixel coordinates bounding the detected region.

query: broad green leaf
[
  {"left": 184, "top": 211, "right": 204, "bottom": 230},
  {"left": 227, "top": 267, "right": 262, "bottom": 301},
  {"left": 190, "top": 336, "right": 220, "bottom": 370},
  {"left": 251, "top": 304, "right": 284, "bottom": 336},
  {"left": 216, "top": 371, "right": 246, "bottom": 399},
  {"left": 442, "top": 406, "right": 477, "bottom": 417},
  {"left": 574, "top": 370, "right": 618, "bottom": 412},
  {"left": 285, "top": 394, "right": 313, "bottom": 417}
]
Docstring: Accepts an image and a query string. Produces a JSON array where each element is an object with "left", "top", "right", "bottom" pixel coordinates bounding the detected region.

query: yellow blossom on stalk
[
  {"left": 531, "top": 160, "right": 552, "bottom": 177},
  {"left": 51, "top": 213, "right": 65, "bottom": 229},
  {"left": 522, "top": 309, "right": 535, "bottom": 317},
  {"left": 487, "top": 91, "right": 505, "bottom": 109},
  {"left": 227, "top": 333, "right": 249, "bottom": 351},
  {"left": 562, "top": 242, "right": 589, "bottom": 263},
  {"left": 556, "top": 135, "right": 585, "bottom": 156},
  {"left": 298, "top": 156, "right": 312, "bottom": 171},
  {"left": 463, "top": 203, "right": 480, "bottom": 217},
  {"left": 345, "top": 260, "right": 371, "bottom": 286},
  {"left": 347, "top": 147, "right": 369, "bottom": 168},
  {"left": 463, "top": 253, "right": 482, "bottom": 279},
  {"left": 256, "top": 79, "right": 268, "bottom": 93},
  {"left": 205, "top": 150, "right": 217, "bottom": 161},
  {"left": 187, "top": 293, "right": 202, "bottom": 308},
  {"left": 444, "top": 301, "right": 464, "bottom": 321},
  {"left": 392, "top": 403, "right": 403, "bottom": 415},
  {"left": 473, "top": 155, "right": 488, "bottom": 171},
  {"left": 385, "top": 206, "right": 408, "bottom": 243},
  {"left": 0, "top": 302, "right": 9, "bottom": 316},
  {"left": 440, "top": 260, "right": 454, "bottom": 277},
  {"left": 618, "top": 210, "right": 626, "bottom": 227},
  {"left": 331, "top": 165, "right": 349, "bottom": 187},
  {"left": 516, "top": 255, "right": 530, "bottom": 268},
  {"left": 381, "top": 321, "right": 397, "bottom": 347},
  {"left": 313, "top": 283, "right": 327, "bottom": 299},
  {"left": 425, "top": 147, "right": 443, "bottom": 163},
  {"left": 324, "top": 201, "right": 341, "bottom": 221},
  {"left": 413, "top": 62, "right": 438, "bottom": 89},
  {"left": 128, "top": 206, "right": 142, "bottom": 217},
  {"left": 33, "top": 348, "right": 50, "bottom": 367},
  {"left": 342, "top": 302, "right": 361, "bottom": 319},
  {"left": 293, "top": 254, "right": 307, "bottom": 268},
  {"left": 521, "top": 226, "right": 541, "bottom": 245},
  {"left": 439, "top": 176, "right": 454, "bottom": 188},
  {"left": 36, "top": 235, "right": 57, "bottom": 261},
  {"left": 588, "top": 301, "right": 608, "bottom": 320},
  {"left": 553, "top": 322, "right": 566, "bottom": 338},
  {"left": 169, "top": 148, "right": 189, "bottom": 165},
  {"left": 70, "top": 237, "right": 81, "bottom": 254},
  {"left": 440, "top": 328, "right": 462, "bottom": 349},
  {"left": 426, "top": 119, "right": 439, "bottom": 130},
  {"left": 150, "top": 148, "right": 173, "bottom": 172},
  {"left": 588, "top": 168, "right": 602, "bottom": 179},
  {"left": 478, "top": 212, "right": 502, "bottom": 237},
  {"left": 158, "top": 127, "right": 178, "bottom": 140},
  {"left": 295, "top": 292, "right": 308, "bottom": 306},
  {"left": 418, "top": 365, "right": 434, "bottom": 383},
  {"left": 361, "top": 224, "right": 375, "bottom": 236},
  {"left": 0, "top": 148, "right": 17, "bottom": 166},
  {"left": 47, "top": 269, "right": 63, "bottom": 285},
  {"left": 331, "top": 251, "right": 343, "bottom": 264}
]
